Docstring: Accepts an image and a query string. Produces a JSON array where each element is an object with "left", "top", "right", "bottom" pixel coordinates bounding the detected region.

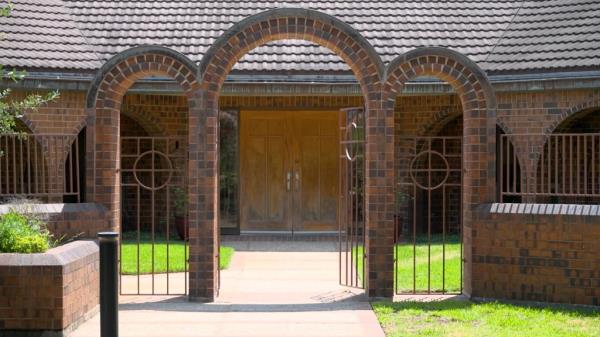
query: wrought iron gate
[
  {"left": 338, "top": 108, "right": 366, "bottom": 288},
  {"left": 395, "top": 136, "right": 463, "bottom": 294},
  {"left": 119, "top": 136, "right": 188, "bottom": 295}
]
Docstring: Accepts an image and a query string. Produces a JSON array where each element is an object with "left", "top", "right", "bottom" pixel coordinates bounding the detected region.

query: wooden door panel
[
  {"left": 299, "top": 132, "right": 320, "bottom": 223},
  {"left": 319, "top": 130, "right": 338, "bottom": 223},
  {"left": 244, "top": 136, "right": 267, "bottom": 222},
  {"left": 266, "top": 132, "right": 285, "bottom": 222},
  {"left": 294, "top": 112, "right": 339, "bottom": 231},
  {"left": 240, "top": 113, "right": 290, "bottom": 231}
]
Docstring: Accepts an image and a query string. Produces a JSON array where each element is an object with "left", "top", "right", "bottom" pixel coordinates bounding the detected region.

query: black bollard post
[{"left": 98, "top": 232, "right": 119, "bottom": 337}]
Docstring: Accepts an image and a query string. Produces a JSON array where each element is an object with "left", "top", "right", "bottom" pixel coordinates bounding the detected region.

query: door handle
[
  {"left": 286, "top": 172, "right": 292, "bottom": 192},
  {"left": 295, "top": 172, "right": 300, "bottom": 190}
]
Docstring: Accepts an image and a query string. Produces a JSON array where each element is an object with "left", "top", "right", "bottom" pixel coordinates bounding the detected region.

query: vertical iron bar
[
  {"left": 0, "top": 137, "right": 3, "bottom": 195},
  {"left": 19, "top": 136, "right": 23, "bottom": 194},
  {"left": 584, "top": 135, "right": 588, "bottom": 195},
  {"left": 75, "top": 137, "right": 80, "bottom": 202},
  {"left": 547, "top": 136, "right": 551, "bottom": 196},
  {"left": 555, "top": 136, "right": 558, "bottom": 195},
  {"left": 338, "top": 112, "right": 342, "bottom": 285},
  {"left": 27, "top": 136, "right": 31, "bottom": 195},
  {"left": 541, "top": 137, "right": 545, "bottom": 196},
  {"left": 12, "top": 136, "right": 16, "bottom": 193},
  {"left": 593, "top": 136, "right": 596, "bottom": 195},
  {"left": 352, "top": 139, "right": 360, "bottom": 286},
  {"left": 151, "top": 139, "right": 155, "bottom": 294},
  {"left": 500, "top": 136, "right": 504, "bottom": 201},
  {"left": 41, "top": 137, "right": 47, "bottom": 197},
  {"left": 442, "top": 183, "right": 446, "bottom": 293},
  {"left": 412, "top": 168, "right": 417, "bottom": 292},
  {"left": 577, "top": 135, "right": 580, "bottom": 194},
  {"left": 5, "top": 137, "right": 10, "bottom": 194},
  {"left": 459, "top": 137, "right": 463, "bottom": 294},
  {"left": 427, "top": 140, "right": 431, "bottom": 294},
  {"left": 33, "top": 137, "right": 38, "bottom": 195},
  {"left": 62, "top": 137, "right": 66, "bottom": 197},
  {"left": 136, "top": 140, "right": 141, "bottom": 295},
  {"left": 68, "top": 137, "right": 73, "bottom": 195},
  {"left": 166, "top": 143, "right": 170, "bottom": 294}
]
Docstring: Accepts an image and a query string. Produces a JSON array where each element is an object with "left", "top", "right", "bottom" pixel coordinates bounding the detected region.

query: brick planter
[
  {"left": 0, "top": 240, "right": 99, "bottom": 336},
  {"left": 0, "top": 203, "right": 111, "bottom": 239}
]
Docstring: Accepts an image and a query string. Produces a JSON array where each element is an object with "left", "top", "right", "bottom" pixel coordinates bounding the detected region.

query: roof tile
[{"left": 0, "top": 1, "right": 598, "bottom": 73}]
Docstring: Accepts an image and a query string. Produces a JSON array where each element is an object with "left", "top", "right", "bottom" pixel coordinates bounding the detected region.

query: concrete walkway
[{"left": 70, "top": 240, "right": 385, "bottom": 337}]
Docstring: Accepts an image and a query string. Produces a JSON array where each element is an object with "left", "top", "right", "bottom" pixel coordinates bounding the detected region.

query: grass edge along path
[
  {"left": 120, "top": 239, "right": 234, "bottom": 274},
  {"left": 372, "top": 299, "right": 600, "bottom": 337}
]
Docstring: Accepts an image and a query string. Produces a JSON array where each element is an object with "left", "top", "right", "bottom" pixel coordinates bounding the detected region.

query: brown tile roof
[{"left": 1, "top": 0, "right": 599, "bottom": 74}]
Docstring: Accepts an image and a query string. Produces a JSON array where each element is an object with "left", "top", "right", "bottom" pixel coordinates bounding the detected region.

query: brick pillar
[
  {"left": 188, "top": 88, "right": 219, "bottom": 302},
  {"left": 365, "top": 96, "right": 396, "bottom": 298}
]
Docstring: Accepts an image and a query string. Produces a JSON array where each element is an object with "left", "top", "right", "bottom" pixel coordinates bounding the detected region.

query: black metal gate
[
  {"left": 338, "top": 108, "right": 366, "bottom": 289},
  {"left": 395, "top": 136, "right": 463, "bottom": 294},
  {"left": 119, "top": 136, "right": 188, "bottom": 295}
]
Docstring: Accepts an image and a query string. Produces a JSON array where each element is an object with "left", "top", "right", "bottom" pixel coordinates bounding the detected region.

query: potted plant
[{"left": 172, "top": 187, "right": 188, "bottom": 240}]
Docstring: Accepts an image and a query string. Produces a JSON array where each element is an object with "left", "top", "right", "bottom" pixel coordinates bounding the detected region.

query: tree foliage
[{"left": 0, "top": 1, "right": 59, "bottom": 134}]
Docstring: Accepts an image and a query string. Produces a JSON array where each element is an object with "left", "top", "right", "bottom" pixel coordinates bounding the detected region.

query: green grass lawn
[
  {"left": 373, "top": 300, "right": 600, "bottom": 337},
  {"left": 395, "top": 235, "right": 461, "bottom": 293},
  {"left": 355, "top": 235, "right": 462, "bottom": 293},
  {"left": 120, "top": 233, "right": 234, "bottom": 275}
]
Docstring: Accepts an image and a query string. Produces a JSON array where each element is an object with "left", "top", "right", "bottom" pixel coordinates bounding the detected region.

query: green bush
[{"left": 0, "top": 209, "right": 51, "bottom": 253}]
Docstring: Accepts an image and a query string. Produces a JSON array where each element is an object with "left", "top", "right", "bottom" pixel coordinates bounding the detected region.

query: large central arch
[{"left": 195, "top": 8, "right": 390, "bottom": 300}]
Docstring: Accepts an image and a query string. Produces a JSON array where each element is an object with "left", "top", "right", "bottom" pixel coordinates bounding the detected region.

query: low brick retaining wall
[
  {"left": 472, "top": 203, "right": 600, "bottom": 306},
  {"left": 0, "top": 203, "right": 111, "bottom": 239},
  {"left": 0, "top": 240, "right": 99, "bottom": 336}
]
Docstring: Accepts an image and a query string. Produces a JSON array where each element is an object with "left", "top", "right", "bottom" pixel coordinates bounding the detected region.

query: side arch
[
  {"left": 384, "top": 47, "right": 497, "bottom": 298},
  {"left": 385, "top": 47, "right": 497, "bottom": 203},
  {"left": 85, "top": 45, "right": 203, "bottom": 297},
  {"left": 86, "top": 45, "right": 198, "bottom": 108}
]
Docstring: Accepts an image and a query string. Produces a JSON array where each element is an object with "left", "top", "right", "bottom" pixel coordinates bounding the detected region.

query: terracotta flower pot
[{"left": 175, "top": 215, "right": 189, "bottom": 241}]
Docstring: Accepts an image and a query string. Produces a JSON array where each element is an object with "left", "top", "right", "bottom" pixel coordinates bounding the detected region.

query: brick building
[{"left": 1, "top": 1, "right": 599, "bottom": 305}]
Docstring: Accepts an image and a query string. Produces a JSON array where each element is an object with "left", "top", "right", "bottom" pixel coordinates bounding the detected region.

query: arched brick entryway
[
  {"left": 196, "top": 8, "right": 389, "bottom": 300},
  {"left": 85, "top": 46, "right": 201, "bottom": 279},
  {"left": 383, "top": 47, "right": 497, "bottom": 297}
]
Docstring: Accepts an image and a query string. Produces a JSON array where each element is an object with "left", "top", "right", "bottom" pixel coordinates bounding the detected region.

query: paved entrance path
[{"left": 71, "top": 240, "right": 385, "bottom": 337}]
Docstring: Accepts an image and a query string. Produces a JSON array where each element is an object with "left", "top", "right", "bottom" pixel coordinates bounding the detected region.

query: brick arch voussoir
[
  {"left": 121, "top": 106, "right": 168, "bottom": 137},
  {"left": 418, "top": 106, "right": 463, "bottom": 137},
  {"left": 198, "top": 8, "right": 384, "bottom": 98},
  {"left": 87, "top": 45, "right": 199, "bottom": 109},
  {"left": 546, "top": 99, "right": 600, "bottom": 134},
  {"left": 384, "top": 48, "right": 495, "bottom": 110}
]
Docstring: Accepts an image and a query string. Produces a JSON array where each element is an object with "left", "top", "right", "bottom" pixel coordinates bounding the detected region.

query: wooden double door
[{"left": 240, "top": 111, "right": 339, "bottom": 232}]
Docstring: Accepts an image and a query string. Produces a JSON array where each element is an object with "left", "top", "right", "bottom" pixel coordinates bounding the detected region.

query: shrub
[{"left": 0, "top": 209, "right": 52, "bottom": 253}]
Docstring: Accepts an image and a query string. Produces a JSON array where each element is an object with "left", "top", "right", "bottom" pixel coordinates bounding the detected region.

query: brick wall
[
  {"left": 6, "top": 75, "right": 600, "bottom": 304},
  {"left": 0, "top": 240, "right": 99, "bottom": 334},
  {"left": 472, "top": 203, "right": 600, "bottom": 305}
]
